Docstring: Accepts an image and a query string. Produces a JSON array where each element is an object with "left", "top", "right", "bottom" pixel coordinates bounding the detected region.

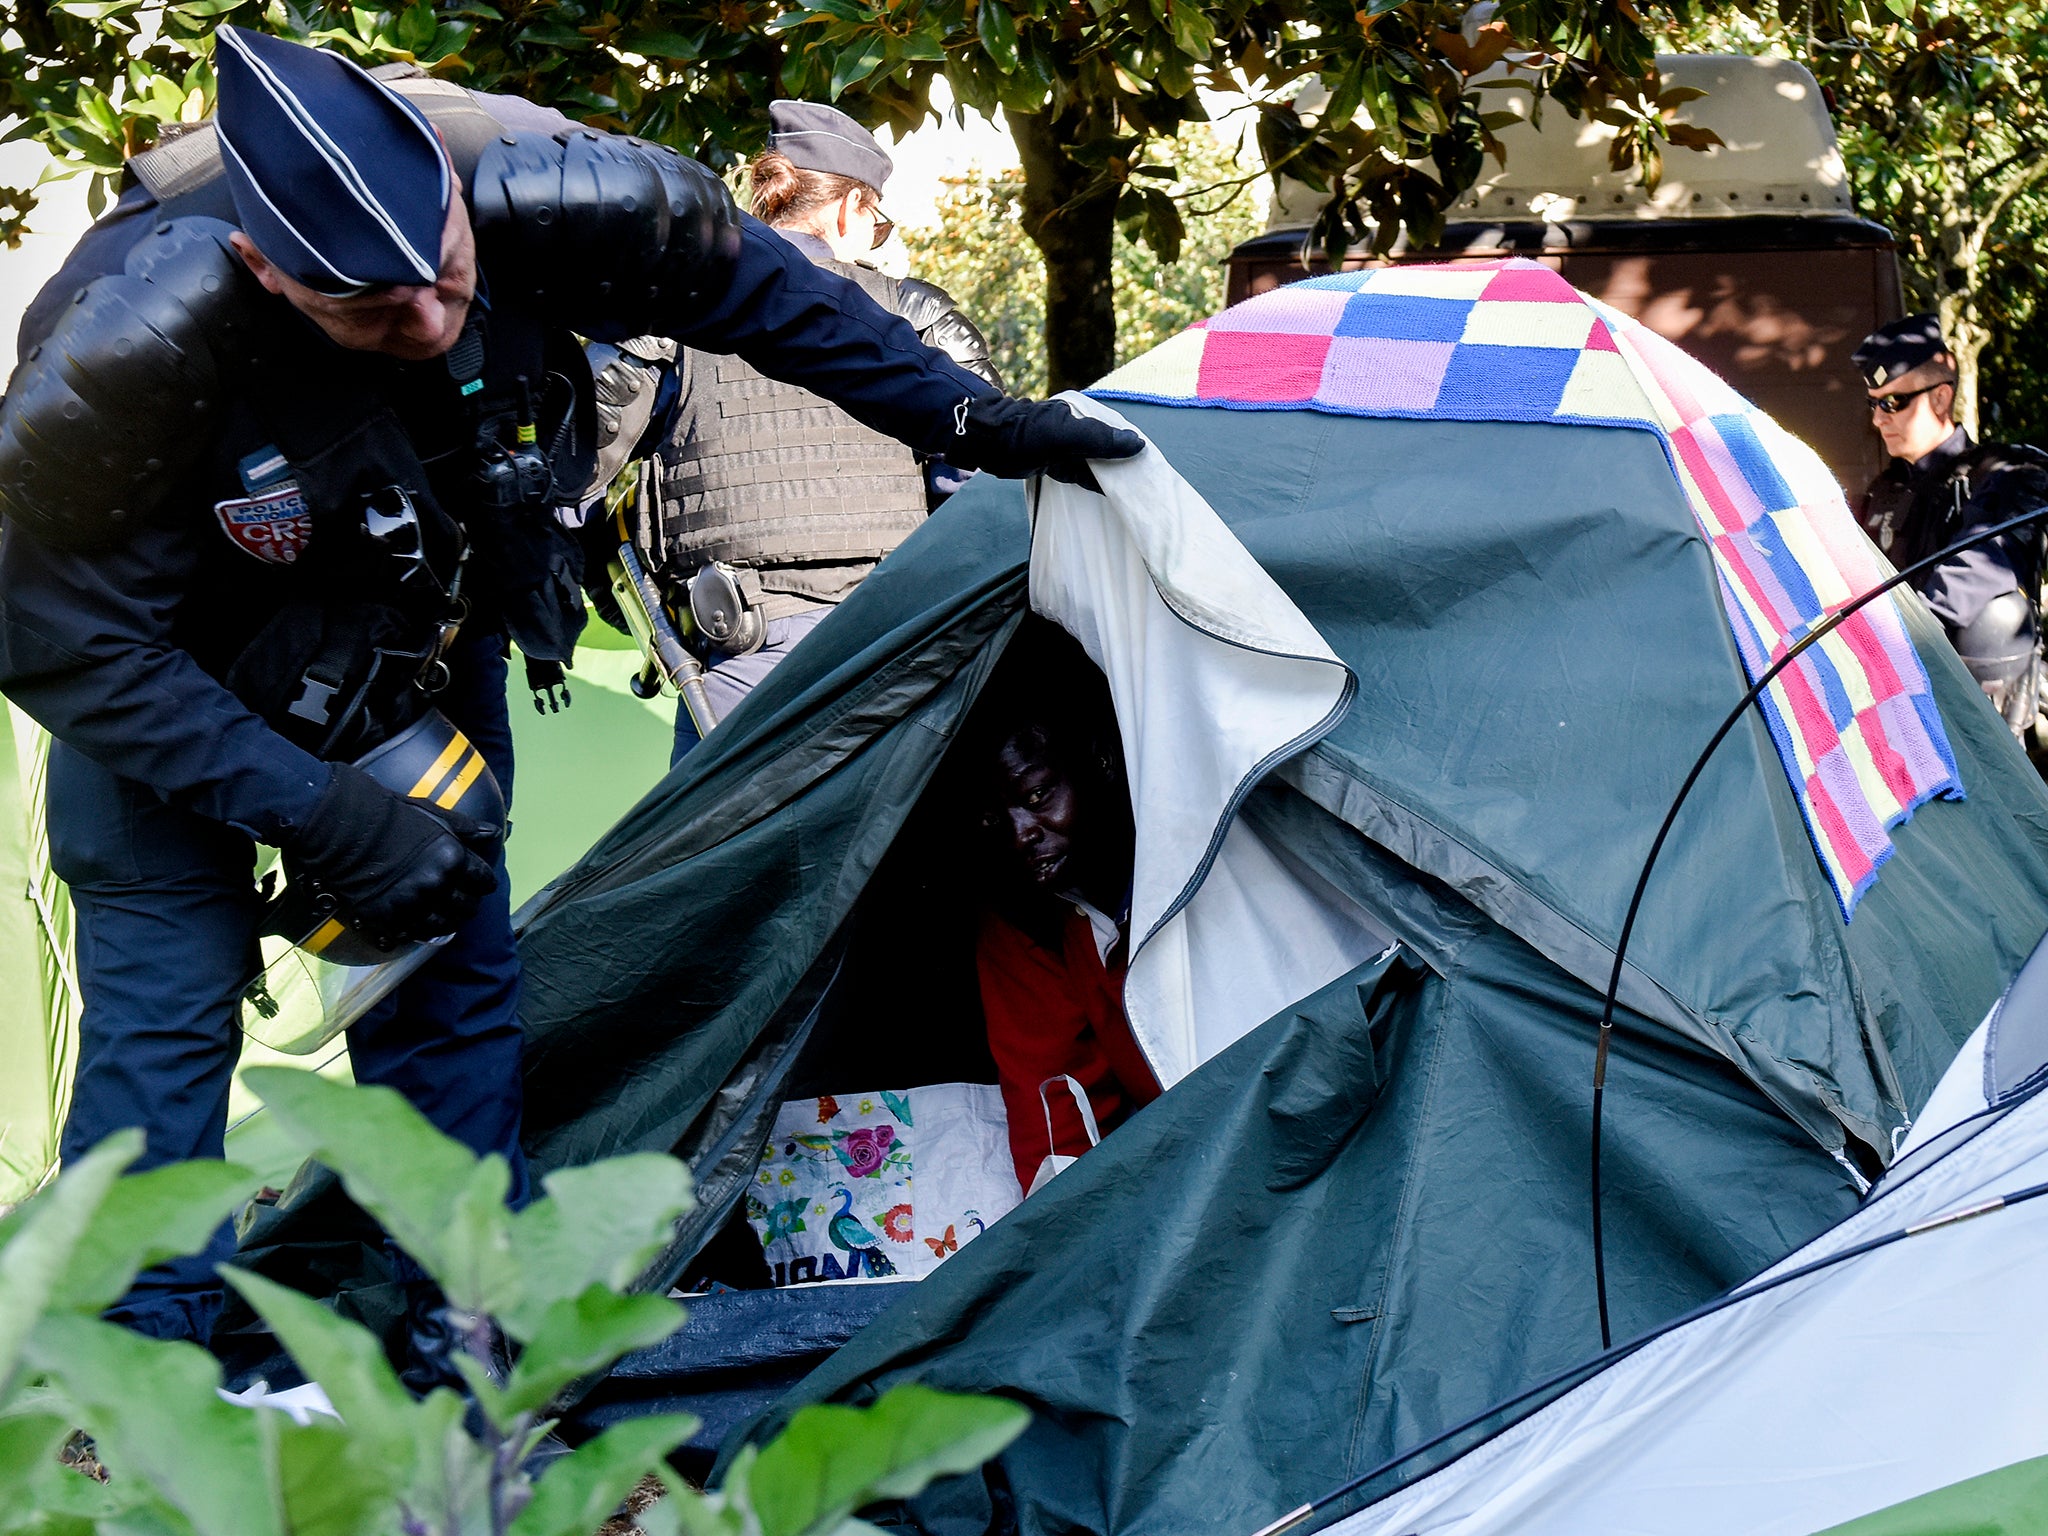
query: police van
[{"left": 1228, "top": 53, "right": 1902, "bottom": 492}]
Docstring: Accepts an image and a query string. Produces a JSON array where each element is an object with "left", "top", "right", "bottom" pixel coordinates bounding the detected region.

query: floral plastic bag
[{"left": 744, "top": 1083, "right": 1020, "bottom": 1285}]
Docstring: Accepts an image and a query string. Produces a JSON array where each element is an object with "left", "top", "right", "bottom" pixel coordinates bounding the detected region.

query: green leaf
[
  {"left": 514, "top": 20, "right": 592, "bottom": 47},
  {"left": 743, "top": 1385, "right": 1029, "bottom": 1536},
  {"left": 507, "top": 1154, "right": 692, "bottom": 1326},
  {"left": 1165, "top": 2, "right": 1214, "bottom": 60},
  {"left": 830, "top": 37, "right": 888, "bottom": 98},
  {"left": 0, "top": 1132, "right": 140, "bottom": 1398},
  {"left": 0, "top": 1412, "right": 73, "bottom": 1499},
  {"left": 49, "top": 1, "right": 144, "bottom": 20},
  {"left": 273, "top": 1418, "right": 407, "bottom": 1536},
  {"left": 1323, "top": 59, "right": 1367, "bottom": 133},
  {"left": 243, "top": 1069, "right": 518, "bottom": 1318},
  {"left": 494, "top": 1286, "right": 685, "bottom": 1421},
  {"left": 220, "top": 1269, "right": 418, "bottom": 1471},
  {"left": 620, "top": 27, "right": 707, "bottom": 59},
  {"left": 58, "top": 1161, "right": 261, "bottom": 1315},
  {"left": 25, "top": 1313, "right": 283, "bottom": 1536},
  {"left": 0, "top": 1409, "right": 187, "bottom": 1531},
  {"left": 0, "top": 1409, "right": 70, "bottom": 1465},
  {"left": 977, "top": 1, "right": 1018, "bottom": 74},
  {"left": 506, "top": 1414, "right": 699, "bottom": 1536}
]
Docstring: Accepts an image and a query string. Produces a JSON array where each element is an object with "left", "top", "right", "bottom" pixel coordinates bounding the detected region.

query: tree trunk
[
  {"left": 1933, "top": 199, "right": 1988, "bottom": 438},
  {"left": 1939, "top": 288, "right": 1988, "bottom": 439},
  {"left": 1009, "top": 104, "right": 1121, "bottom": 393}
]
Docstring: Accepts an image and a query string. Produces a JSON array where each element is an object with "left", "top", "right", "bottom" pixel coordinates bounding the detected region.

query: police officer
[
  {"left": 0, "top": 27, "right": 1140, "bottom": 1349},
  {"left": 1855, "top": 314, "right": 2048, "bottom": 741},
  {"left": 594, "top": 101, "right": 1003, "bottom": 762}
]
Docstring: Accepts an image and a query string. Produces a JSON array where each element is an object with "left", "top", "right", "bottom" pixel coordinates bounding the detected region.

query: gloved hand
[
  {"left": 281, "top": 763, "right": 501, "bottom": 947},
  {"left": 582, "top": 335, "right": 678, "bottom": 501},
  {"left": 949, "top": 395, "right": 1145, "bottom": 489}
]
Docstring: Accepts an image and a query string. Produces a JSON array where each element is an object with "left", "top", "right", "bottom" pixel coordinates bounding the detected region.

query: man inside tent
[{"left": 963, "top": 633, "right": 1159, "bottom": 1193}]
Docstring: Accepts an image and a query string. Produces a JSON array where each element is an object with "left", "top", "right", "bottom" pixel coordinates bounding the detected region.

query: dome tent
[{"left": 502, "top": 261, "right": 2048, "bottom": 1531}]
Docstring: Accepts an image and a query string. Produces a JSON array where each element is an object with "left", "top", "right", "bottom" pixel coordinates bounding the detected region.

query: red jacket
[{"left": 976, "top": 906, "right": 1162, "bottom": 1191}]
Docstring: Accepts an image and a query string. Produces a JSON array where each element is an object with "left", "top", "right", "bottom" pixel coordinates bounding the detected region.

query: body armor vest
[{"left": 654, "top": 260, "right": 928, "bottom": 573}]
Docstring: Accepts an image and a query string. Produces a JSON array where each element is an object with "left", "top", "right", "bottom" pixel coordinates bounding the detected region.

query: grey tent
[{"left": 503, "top": 267, "right": 2048, "bottom": 1534}]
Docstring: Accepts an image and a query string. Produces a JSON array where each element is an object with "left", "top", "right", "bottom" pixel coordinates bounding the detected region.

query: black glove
[
  {"left": 282, "top": 763, "right": 501, "bottom": 947},
  {"left": 949, "top": 395, "right": 1145, "bottom": 489}
]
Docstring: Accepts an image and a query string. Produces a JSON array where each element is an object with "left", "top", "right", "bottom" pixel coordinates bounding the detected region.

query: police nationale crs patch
[{"left": 214, "top": 483, "right": 313, "bottom": 565}]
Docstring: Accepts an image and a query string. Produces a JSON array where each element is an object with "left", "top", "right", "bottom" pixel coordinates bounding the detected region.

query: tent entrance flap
[{"left": 1029, "top": 396, "right": 1386, "bottom": 1085}]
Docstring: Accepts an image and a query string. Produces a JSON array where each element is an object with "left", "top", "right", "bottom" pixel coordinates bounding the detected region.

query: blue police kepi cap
[
  {"left": 213, "top": 26, "right": 450, "bottom": 295},
  {"left": 1853, "top": 313, "right": 1949, "bottom": 389}
]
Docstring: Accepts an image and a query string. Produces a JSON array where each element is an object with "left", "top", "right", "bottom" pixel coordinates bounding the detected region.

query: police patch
[{"left": 215, "top": 483, "right": 313, "bottom": 565}]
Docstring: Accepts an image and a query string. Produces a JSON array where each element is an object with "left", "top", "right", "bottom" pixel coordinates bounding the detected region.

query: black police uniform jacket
[
  {"left": 1859, "top": 426, "right": 2048, "bottom": 634},
  {"left": 0, "top": 86, "right": 994, "bottom": 848}
]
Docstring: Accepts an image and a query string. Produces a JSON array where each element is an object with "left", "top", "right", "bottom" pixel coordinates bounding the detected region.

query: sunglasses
[
  {"left": 869, "top": 204, "right": 895, "bottom": 250},
  {"left": 1870, "top": 383, "right": 1943, "bottom": 416}
]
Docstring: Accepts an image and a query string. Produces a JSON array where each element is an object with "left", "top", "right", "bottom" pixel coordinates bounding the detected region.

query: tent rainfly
[{"left": 1325, "top": 929, "right": 2048, "bottom": 1536}]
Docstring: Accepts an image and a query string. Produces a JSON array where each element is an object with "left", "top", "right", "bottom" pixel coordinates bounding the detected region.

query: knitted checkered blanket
[{"left": 1092, "top": 257, "right": 1960, "bottom": 918}]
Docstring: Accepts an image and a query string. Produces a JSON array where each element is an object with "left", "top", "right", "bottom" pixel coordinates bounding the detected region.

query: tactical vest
[{"left": 654, "top": 260, "right": 927, "bottom": 574}]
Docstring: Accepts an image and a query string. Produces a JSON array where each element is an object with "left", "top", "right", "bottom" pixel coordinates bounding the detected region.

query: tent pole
[{"left": 1587, "top": 503, "right": 2048, "bottom": 1350}]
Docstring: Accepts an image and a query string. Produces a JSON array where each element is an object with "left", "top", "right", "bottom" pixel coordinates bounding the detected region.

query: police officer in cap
[
  {"left": 588, "top": 100, "right": 1002, "bottom": 762},
  {"left": 1855, "top": 313, "right": 2048, "bottom": 741},
  {"left": 0, "top": 27, "right": 1139, "bottom": 1352}
]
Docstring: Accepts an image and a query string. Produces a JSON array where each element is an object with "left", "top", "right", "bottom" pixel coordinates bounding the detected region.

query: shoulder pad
[
  {"left": 470, "top": 130, "right": 742, "bottom": 331},
  {"left": 894, "top": 276, "right": 1002, "bottom": 390},
  {"left": 0, "top": 217, "right": 260, "bottom": 552},
  {"left": 892, "top": 275, "right": 954, "bottom": 328}
]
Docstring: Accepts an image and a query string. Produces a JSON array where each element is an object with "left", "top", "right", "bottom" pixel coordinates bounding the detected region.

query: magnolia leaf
[
  {"left": 621, "top": 27, "right": 706, "bottom": 58},
  {"left": 495, "top": 1286, "right": 686, "bottom": 1420},
  {"left": 507, "top": 1154, "right": 692, "bottom": 1326},
  {"left": 26, "top": 1313, "right": 283, "bottom": 1536},
  {"left": 743, "top": 1385, "right": 1029, "bottom": 1536},
  {"left": 243, "top": 1069, "right": 518, "bottom": 1318},
  {"left": 0, "top": 1132, "right": 139, "bottom": 1397},
  {"left": 1167, "top": 3, "right": 1214, "bottom": 60},
  {"left": 977, "top": 1, "right": 1018, "bottom": 74},
  {"left": 830, "top": 37, "right": 888, "bottom": 99},
  {"left": 506, "top": 1414, "right": 699, "bottom": 1536},
  {"left": 1665, "top": 122, "right": 1725, "bottom": 152},
  {"left": 58, "top": 1161, "right": 261, "bottom": 1315}
]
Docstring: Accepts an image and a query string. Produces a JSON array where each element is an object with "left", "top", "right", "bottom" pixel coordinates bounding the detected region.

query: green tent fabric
[
  {"left": 0, "top": 705, "right": 74, "bottom": 1206},
  {"left": 512, "top": 403, "right": 2048, "bottom": 1533}
]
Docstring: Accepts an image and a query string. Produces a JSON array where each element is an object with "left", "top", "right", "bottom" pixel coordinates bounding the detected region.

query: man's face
[
  {"left": 980, "top": 730, "right": 1087, "bottom": 891},
  {"left": 1868, "top": 363, "right": 1957, "bottom": 463},
  {"left": 231, "top": 192, "right": 477, "bottom": 362}
]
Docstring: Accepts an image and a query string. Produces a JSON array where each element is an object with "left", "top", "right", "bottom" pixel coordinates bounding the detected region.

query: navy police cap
[
  {"left": 214, "top": 26, "right": 450, "bottom": 295},
  {"left": 1853, "top": 313, "right": 1949, "bottom": 390},
  {"left": 766, "top": 100, "right": 893, "bottom": 192}
]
